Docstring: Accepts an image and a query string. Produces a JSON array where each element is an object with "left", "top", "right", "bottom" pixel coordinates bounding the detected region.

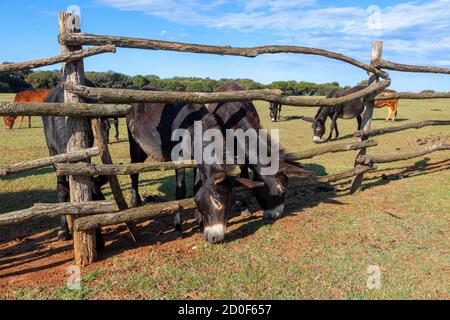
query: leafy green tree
[
  {"left": 25, "top": 71, "right": 61, "bottom": 89},
  {"left": 0, "top": 62, "right": 32, "bottom": 92}
]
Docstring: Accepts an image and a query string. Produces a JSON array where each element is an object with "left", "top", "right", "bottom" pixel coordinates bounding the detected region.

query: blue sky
[{"left": 1, "top": 0, "right": 450, "bottom": 92}]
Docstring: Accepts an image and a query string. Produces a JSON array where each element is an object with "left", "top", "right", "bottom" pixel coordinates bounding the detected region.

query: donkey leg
[
  {"left": 114, "top": 118, "right": 120, "bottom": 140},
  {"left": 57, "top": 176, "right": 71, "bottom": 241},
  {"left": 192, "top": 168, "right": 204, "bottom": 231},
  {"left": 357, "top": 115, "right": 362, "bottom": 131},
  {"left": 28, "top": 116, "right": 32, "bottom": 128},
  {"left": 327, "top": 117, "right": 336, "bottom": 141},
  {"left": 334, "top": 122, "right": 339, "bottom": 140},
  {"left": 129, "top": 128, "right": 147, "bottom": 207},
  {"left": 174, "top": 169, "right": 187, "bottom": 232},
  {"left": 92, "top": 176, "right": 109, "bottom": 252}
]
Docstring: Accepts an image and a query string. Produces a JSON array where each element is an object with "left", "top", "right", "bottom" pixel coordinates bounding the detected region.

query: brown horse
[
  {"left": 3, "top": 89, "right": 52, "bottom": 129},
  {"left": 374, "top": 89, "right": 399, "bottom": 122}
]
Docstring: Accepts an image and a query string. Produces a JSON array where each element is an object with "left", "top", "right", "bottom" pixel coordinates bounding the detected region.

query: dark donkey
[
  {"left": 43, "top": 82, "right": 109, "bottom": 250},
  {"left": 126, "top": 84, "right": 209, "bottom": 233},
  {"left": 127, "top": 85, "right": 276, "bottom": 243},
  {"left": 269, "top": 102, "right": 282, "bottom": 122},
  {"left": 312, "top": 86, "right": 366, "bottom": 143},
  {"left": 194, "top": 83, "right": 314, "bottom": 243}
]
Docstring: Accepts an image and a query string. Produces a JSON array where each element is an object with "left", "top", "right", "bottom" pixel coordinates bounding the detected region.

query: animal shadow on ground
[
  {"left": 0, "top": 168, "right": 54, "bottom": 182},
  {"left": 280, "top": 116, "right": 314, "bottom": 122}
]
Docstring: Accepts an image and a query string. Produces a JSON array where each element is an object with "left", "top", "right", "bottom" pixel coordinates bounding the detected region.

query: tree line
[{"left": 0, "top": 62, "right": 439, "bottom": 96}]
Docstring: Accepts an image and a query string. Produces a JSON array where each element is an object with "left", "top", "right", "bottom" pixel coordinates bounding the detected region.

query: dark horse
[
  {"left": 269, "top": 102, "right": 282, "bottom": 122},
  {"left": 43, "top": 82, "right": 109, "bottom": 250},
  {"left": 312, "top": 86, "right": 365, "bottom": 143}
]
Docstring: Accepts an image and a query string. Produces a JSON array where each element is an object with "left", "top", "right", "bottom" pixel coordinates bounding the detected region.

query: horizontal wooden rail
[
  {"left": 355, "top": 120, "right": 450, "bottom": 138},
  {"left": 59, "top": 33, "right": 390, "bottom": 80},
  {"left": 375, "top": 91, "right": 450, "bottom": 100},
  {"left": 0, "top": 46, "right": 116, "bottom": 73},
  {"left": 55, "top": 140, "right": 377, "bottom": 177},
  {"left": 0, "top": 147, "right": 99, "bottom": 176},
  {"left": 74, "top": 165, "right": 377, "bottom": 231},
  {"left": 380, "top": 59, "right": 450, "bottom": 75},
  {"left": 63, "top": 79, "right": 390, "bottom": 107},
  {"left": 0, "top": 102, "right": 132, "bottom": 117},
  {"left": 55, "top": 161, "right": 197, "bottom": 176},
  {"left": 0, "top": 201, "right": 116, "bottom": 226},
  {"left": 357, "top": 144, "right": 450, "bottom": 165},
  {"left": 285, "top": 140, "right": 378, "bottom": 160}
]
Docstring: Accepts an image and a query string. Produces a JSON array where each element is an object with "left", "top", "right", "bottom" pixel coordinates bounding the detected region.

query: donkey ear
[
  {"left": 211, "top": 172, "right": 227, "bottom": 185},
  {"left": 280, "top": 161, "right": 315, "bottom": 177},
  {"left": 231, "top": 177, "right": 265, "bottom": 189}
]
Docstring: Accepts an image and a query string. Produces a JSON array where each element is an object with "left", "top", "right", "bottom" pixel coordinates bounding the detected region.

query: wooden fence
[{"left": 1, "top": 12, "right": 449, "bottom": 267}]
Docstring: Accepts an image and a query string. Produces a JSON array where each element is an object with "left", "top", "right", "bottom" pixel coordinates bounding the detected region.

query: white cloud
[
  {"left": 97, "top": 0, "right": 450, "bottom": 64},
  {"left": 244, "top": 0, "right": 316, "bottom": 12}
]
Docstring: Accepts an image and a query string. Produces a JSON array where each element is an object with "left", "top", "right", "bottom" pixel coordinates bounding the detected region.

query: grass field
[{"left": 0, "top": 93, "right": 449, "bottom": 299}]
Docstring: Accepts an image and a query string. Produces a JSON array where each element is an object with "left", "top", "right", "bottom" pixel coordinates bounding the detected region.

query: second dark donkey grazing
[{"left": 312, "top": 86, "right": 366, "bottom": 143}]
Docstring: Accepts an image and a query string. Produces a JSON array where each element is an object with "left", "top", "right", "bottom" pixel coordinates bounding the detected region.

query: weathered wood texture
[
  {"left": 63, "top": 80, "right": 391, "bottom": 107},
  {"left": 55, "top": 161, "right": 197, "bottom": 176},
  {"left": 90, "top": 118, "right": 141, "bottom": 242},
  {"left": 59, "top": 33, "right": 390, "bottom": 79},
  {"left": 74, "top": 165, "right": 377, "bottom": 231},
  {"left": 351, "top": 40, "right": 383, "bottom": 194},
  {"left": 0, "top": 46, "right": 116, "bottom": 73},
  {"left": 354, "top": 120, "right": 450, "bottom": 138},
  {"left": 375, "top": 91, "right": 450, "bottom": 100},
  {"left": 0, "top": 102, "right": 131, "bottom": 117},
  {"left": 0, "top": 147, "right": 99, "bottom": 176},
  {"left": 55, "top": 140, "right": 377, "bottom": 177},
  {"left": 380, "top": 59, "right": 450, "bottom": 75},
  {"left": 59, "top": 12, "right": 96, "bottom": 267},
  {"left": 357, "top": 144, "right": 450, "bottom": 165},
  {"left": 0, "top": 201, "right": 116, "bottom": 226}
]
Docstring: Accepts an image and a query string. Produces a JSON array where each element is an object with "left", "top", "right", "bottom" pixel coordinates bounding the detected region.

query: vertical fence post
[
  {"left": 350, "top": 40, "right": 383, "bottom": 194},
  {"left": 59, "top": 12, "right": 97, "bottom": 266},
  {"left": 90, "top": 119, "right": 142, "bottom": 242}
]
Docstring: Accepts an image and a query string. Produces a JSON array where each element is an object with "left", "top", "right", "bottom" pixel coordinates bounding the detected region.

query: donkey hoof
[
  {"left": 264, "top": 210, "right": 282, "bottom": 220},
  {"left": 58, "top": 230, "right": 71, "bottom": 241}
]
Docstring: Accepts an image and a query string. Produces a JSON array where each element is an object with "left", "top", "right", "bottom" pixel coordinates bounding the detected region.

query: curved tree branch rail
[
  {"left": 54, "top": 140, "right": 378, "bottom": 177},
  {"left": 357, "top": 144, "right": 450, "bottom": 165},
  {"left": 0, "top": 45, "right": 116, "bottom": 73},
  {"left": 0, "top": 147, "right": 99, "bottom": 176},
  {"left": 62, "top": 80, "right": 391, "bottom": 107},
  {"left": 59, "top": 33, "right": 390, "bottom": 80},
  {"left": 380, "top": 59, "right": 450, "bottom": 75},
  {"left": 354, "top": 120, "right": 450, "bottom": 138},
  {"left": 0, "top": 201, "right": 116, "bottom": 226},
  {"left": 375, "top": 91, "right": 450, "bottom": 100},
  {"left": 0, "top": 102, "right": 132, "bottom": 117}
]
